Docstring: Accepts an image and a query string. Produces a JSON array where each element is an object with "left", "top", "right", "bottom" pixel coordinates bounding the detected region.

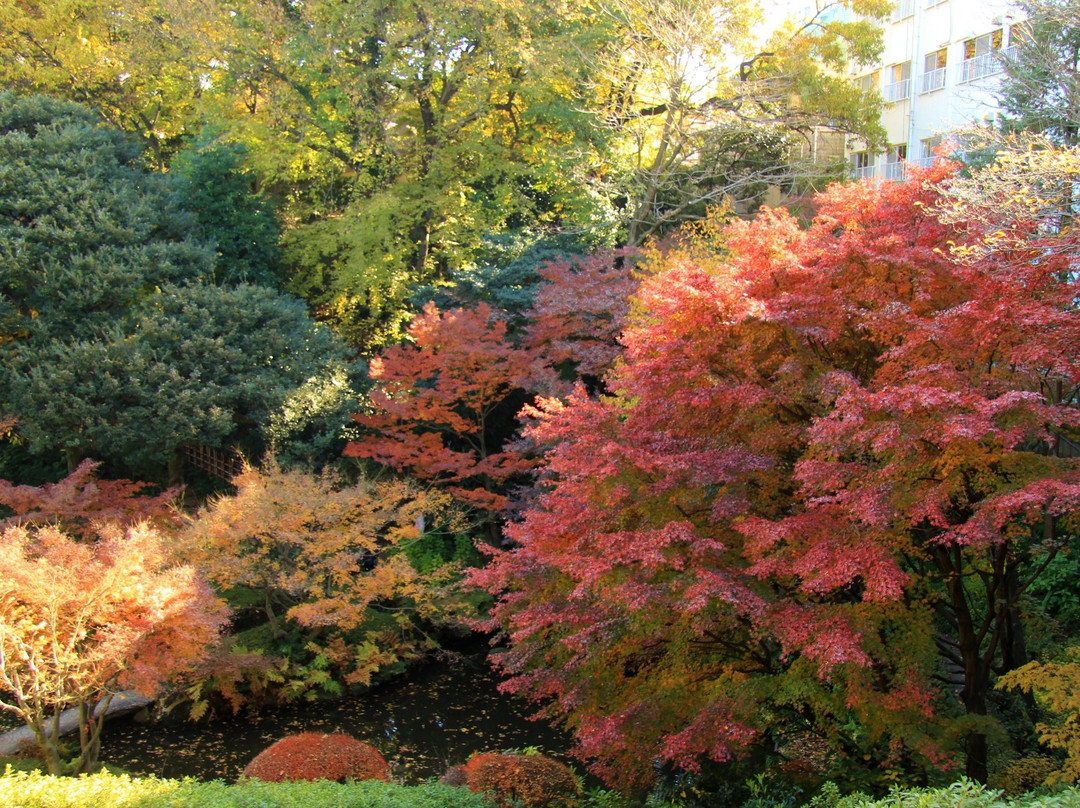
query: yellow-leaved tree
[
  {"left": 998, "top": 649, "right": 1080, "bottom": 784},
  {"left": 180, "top": 463, "right": 474, "bottom": 703}
]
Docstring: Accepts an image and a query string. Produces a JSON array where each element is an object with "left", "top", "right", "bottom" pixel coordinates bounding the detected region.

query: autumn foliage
[
  {"left": 462, "top": 752, "right": 581, "bottom": 808},
  {"left": 242, "top": 732, "right": 390, "bottom": 783},
  {"left": 472, "top": 159, "right": 1080, "bottom": 788},
  {"left": 0, "top": 459, "right": 180, "bottom": 539},
  {"left": 346, "top": 302, "right": 540, "bottom": 516},
  {"left": 0, "top": 522, "right": 226, "bottom": 775},
  {"left": 524, "top": 249, "right": 639, "bottom": 383},
  {"left": 181, "top": 463, "right": 467, "bottom": 691},
  {"left": 998, "top": 647, "right": 1080, "bottom": 785}
]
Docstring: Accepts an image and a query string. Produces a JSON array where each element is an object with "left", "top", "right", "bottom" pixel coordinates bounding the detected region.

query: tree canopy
[
  {"left": 0, "top": 521, "right": 226, "bottom": 775},
  {"left": 471, "top": 160, "right": 1080, "bottom": 789},
  {"left": 1, "top": 0, "right": 890, "bottom": 350},
  {"left": 0, "top": 93, "right": 349, "bottom": 480},
  {"left": 1001, "top": 0, "right": 1080, "bottom": 145}
]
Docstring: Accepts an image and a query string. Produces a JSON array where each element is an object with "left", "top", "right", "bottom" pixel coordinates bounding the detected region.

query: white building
[{"left": 850, "top": 0, "right": 1025, "bottom": 179}]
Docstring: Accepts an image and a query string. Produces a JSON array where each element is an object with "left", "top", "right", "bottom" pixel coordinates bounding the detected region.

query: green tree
[
  {"left": 170, "top": 132, "right": 284, "bottom": 288},
  {"left": 590, "top": 0, "right": 889, "bottom": 244},
  {"left": 0, "top": 0, "right": 213, "bottom": 167},
  {"left": 134, "top": 0, "right": 612, "bottom": 347},
  {"left": 0, "top": 93, "right": 350, "bottom": 480},
  {"left": 0, "top": 93, "right": 212, "bottom": 346},
  {"left": 4, "top": 283, "right": 347, "bottom": 481},
  {"left": 1001, "top": 0, "right": 1080, "bottom": 145}
]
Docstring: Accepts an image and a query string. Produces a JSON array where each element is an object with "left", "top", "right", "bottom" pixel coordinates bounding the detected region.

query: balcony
[
  {"left": 920, "top": 67, "right": 946, "bottom": 93},
  {"left": 853, "top": 164, "right": 876, "bottom": 180},
  {"left": 883, "top": 78, "right": 911, "bottom": 103},
  {"left": 883, "top": 161, "right": 906, "bottom": 181},
  {"left": 959, "top": 46, "right": 1016, "bottom": 83}
]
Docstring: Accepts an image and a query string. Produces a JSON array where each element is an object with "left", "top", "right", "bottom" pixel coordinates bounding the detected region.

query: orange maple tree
[
  {"left": 0, "top": 459, "right": 179, "bottom": 540},
  {"left": 0, "top": 521, "right": 226, "bottom": 774},
  {"left": 181, "top": 463, "right": 466, "bottom": 688},
  {"left": 346, "top": 302, "right": 541, "bottom": 517}
]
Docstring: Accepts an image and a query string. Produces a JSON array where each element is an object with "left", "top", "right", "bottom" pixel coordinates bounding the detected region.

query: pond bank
[
  {"left": 0, "top": 692, "right": 151, "bottom": 756},
  {"left": 100, "top": 653, "right": 573, "bottom": 783}
]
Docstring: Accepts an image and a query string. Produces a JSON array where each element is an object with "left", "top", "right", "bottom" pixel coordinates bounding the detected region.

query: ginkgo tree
[{"left": 472, "top": 156, "right": 1080, "bottom": 790}]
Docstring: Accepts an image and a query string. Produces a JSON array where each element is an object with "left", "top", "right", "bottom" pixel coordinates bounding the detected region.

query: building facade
[{"left": 849, "top": 0, "right": 1024, "bottom": 179}]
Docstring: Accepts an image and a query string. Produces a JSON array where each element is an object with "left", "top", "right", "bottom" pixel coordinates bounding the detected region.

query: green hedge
[
  {"left": 814, "top": 779, "right": 1080, "bottom": 808},
  {"left": 0, "top": 770, "right": 494, "bottom": 808},
  {"left": 4, "top": 771, "right": 1080, "bottom": 808}
]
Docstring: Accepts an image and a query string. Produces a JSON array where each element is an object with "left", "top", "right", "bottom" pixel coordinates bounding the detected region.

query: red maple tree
[
  {"left": 346, "top": 302, "right": 541, "bottom": 517},
  {"left": 524, "top": 249, "right": 640, "bottom": 384},
  {"left": 472, "top": 159, "right": 1080, "bottom": 787}
]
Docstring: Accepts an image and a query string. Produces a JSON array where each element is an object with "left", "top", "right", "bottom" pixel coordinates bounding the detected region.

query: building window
[
  {"left": 885, "top": 144, "right": 907, "bottom": 180},
  {"left": 854, "top": 71, "right": 879, "bottom": 95},
  {"left": 893, "top": 0, "right": 915, "bottom": 20},
  {"left": 920, "top": 137, "right": 943, "bottom": 167},
  {"left": 920, "top": 48, "right": 947, "bottom": 93},
  {"left": 883, "top": 62, "right": 911, "bottom": 103},
  {"left": 960, "top": 30, "right": 1004, "bottom": 82},
  {"left": 854, "top": 151, "right": 875, "bottom": 179},
  {"left": 926, "top": 0, "right": 948, "bottom": 7}
]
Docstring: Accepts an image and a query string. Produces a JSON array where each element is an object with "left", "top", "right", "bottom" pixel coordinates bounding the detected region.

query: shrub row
[
  {"left": 814, "top": 779, "right": 1080, "bottom": 808},
  {"left": 0, "top": 770, "right": 492, "bottom": 808}
]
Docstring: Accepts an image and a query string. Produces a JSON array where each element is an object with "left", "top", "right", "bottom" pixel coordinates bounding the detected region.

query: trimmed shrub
[
  {"left": 242, "top": 732, "right": 390, "bottom": 783},
  {"left": 462, "top": 751, "right": 581, "bottom": 808},
  {"left": 0, "top": 769, "right": 493, "bottom": 808}
]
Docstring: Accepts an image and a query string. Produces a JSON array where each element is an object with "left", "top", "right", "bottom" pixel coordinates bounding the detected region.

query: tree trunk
[
  {"left": 167, "top": 449, "right": 185, "bottom": 488},
  {"left": 960, "top": 668, "right": 990, "bottom": 783},
  {"left": 63, "top": 447, "right": 84, "bottom": 474},
  {"left": 937, "top": 544, "right": 990, "bottom": 782}
]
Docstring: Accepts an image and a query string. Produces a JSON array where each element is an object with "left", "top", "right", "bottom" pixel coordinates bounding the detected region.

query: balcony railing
[
  {"left": 920, "top": 67, "right": 946, "bottom": 93},
  {"left": 883, "top": 161, "right": 906, "bottom": 181},
  {"left": 883, "top": 78, "right": 911, "bottom": 103},
  {"left": 853, "top": 164, "right": 876, "bottom": 180},
  {"left": 959, "top": 46, "right": 1016, "bottom": 83}
]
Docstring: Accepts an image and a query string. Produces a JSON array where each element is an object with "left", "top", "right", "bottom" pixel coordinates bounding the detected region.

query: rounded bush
[
  {"left": 462, "top": 751, "right": 581, "bottom": 808},
  {"left": 242, "top": 732, "right": 390, "bottom": 783}
]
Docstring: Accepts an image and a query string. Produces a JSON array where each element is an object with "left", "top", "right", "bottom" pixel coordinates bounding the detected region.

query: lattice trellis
[{"left": 184, "top": 444, "right": 246, "bottom": 481}]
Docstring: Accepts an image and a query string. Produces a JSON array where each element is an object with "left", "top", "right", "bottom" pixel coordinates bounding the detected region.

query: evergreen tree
[{"left": 0, "top": 94, "right": 349, "bottom": 480}]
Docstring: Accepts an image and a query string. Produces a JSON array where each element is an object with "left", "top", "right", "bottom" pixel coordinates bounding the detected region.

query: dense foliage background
[{"left": 2, "top": 0, "right": 1080, "bottom": 805}]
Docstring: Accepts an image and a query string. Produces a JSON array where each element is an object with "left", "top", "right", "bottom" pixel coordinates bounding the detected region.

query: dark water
[{"left": 100, "top": 655, "right": 574, "bottom": 783}]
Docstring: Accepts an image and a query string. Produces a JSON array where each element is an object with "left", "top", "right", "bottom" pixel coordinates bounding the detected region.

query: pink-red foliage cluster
[
  {"left": 346, "top": 302, "right": 541, "bottom": 514},
  {"left": 0, "top": 459, "right": 179, "bottom": 539},
  {"left": 524, "top": 249, "right": 639, "bottom": 382},
  {"left": 242, "top": 732, "right": 390, "bottom": 783},
  {"left": 472, "top": 161, "right": 1080, "bottom": 787}
]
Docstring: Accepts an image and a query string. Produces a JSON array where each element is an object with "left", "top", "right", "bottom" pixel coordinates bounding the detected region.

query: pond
[{"left": 99, "top": 653, "right": 575, "bottom": 784}]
